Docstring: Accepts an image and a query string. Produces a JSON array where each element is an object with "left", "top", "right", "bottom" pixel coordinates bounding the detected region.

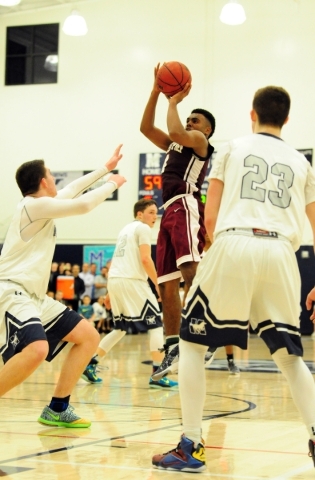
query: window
[{"left": 5, "top": 23, "right": 59, "bottom": 86}]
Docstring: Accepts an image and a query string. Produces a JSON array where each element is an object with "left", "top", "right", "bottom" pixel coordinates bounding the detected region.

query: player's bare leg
[
  {"left": 53, "top": 320, "right": 99, "bottom": 397},
  {"left": 152, "top": 262, "right": 199, "bottom": 380},
  {"left": 0, "top": 340, "right": 48, "bottom": 396},
  {"left": 159, "top": 278, "right": 182, "bottom": 337},
  {"left": 180, "top": 261, "right": 199, "bottom": 306}
]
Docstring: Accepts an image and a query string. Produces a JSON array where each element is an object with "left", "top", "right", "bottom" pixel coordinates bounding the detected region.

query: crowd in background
[{"left": 46, "top": 261, "right": 113, "bottom": 334}]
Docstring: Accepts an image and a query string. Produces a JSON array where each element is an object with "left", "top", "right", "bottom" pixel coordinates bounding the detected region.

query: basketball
[{"left": 157, "top": 61, "right": 191, "bottom": 97}]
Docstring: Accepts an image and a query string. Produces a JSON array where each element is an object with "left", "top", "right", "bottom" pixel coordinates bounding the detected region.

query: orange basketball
[{"left": 157, "top": 61, "right": 191, "bottom": 96}]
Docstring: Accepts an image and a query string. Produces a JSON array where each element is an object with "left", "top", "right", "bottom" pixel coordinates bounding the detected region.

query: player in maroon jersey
[{"left": 140, "top": 63, "right": 216, "bottom": 379}]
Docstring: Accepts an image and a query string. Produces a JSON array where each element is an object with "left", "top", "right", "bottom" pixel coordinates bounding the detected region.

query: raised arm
[
  {"left": 140, "top": 64, "right": 172, "bottom": 152},
  {"left": 26, "top": 175, "right": 126, "bottom": 221},
  {"left": 57, "top": 144, "right": 123, "bottom": 200},
  {"left": 167, "top": 85, "right": 208, "bottom": 156}
]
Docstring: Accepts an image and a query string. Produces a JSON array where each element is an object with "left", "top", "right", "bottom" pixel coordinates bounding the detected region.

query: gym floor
[{"left": 1, "top": 333, "right": 315, "bottom": 479}]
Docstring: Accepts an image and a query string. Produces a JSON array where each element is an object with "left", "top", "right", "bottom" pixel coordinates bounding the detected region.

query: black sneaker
[
  {"left": 309, "top": 439, "right": 315, "bottom": 467},
  {"left": 151, "top": 344, "right": 179, "bottom": 381},
  {"left": 227, "top": 359, "right": 240, "bottom": 375}
]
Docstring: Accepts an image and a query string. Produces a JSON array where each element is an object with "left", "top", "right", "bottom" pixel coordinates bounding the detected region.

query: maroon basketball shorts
[{"left": 156, "top": 196, "right": 205, "bottom": 283}]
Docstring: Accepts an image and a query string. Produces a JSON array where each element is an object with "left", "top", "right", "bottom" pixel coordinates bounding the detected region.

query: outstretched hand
[
  {"left": 107, "top": 173, "right": 126, "bottom": 188},
  {"left": 105, "top": 144, "right": 123, "bottom": 172},
  {"left": 306, "top": 287, "right": 315, "bottom": 321}
]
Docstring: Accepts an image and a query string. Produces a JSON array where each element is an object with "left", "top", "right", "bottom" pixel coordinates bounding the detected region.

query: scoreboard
[{"left": 138, "top": 151, "right": 216, "bottom": 212}]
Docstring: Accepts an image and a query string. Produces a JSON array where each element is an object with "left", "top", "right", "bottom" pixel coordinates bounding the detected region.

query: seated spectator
[
  {"left": 92, "top": 296, "right": 107, "bottom": 333},
  {"left": 78, "top": 295, "right": 96, "bottom": 323},
  {"left": 55, "top": 290, "right": 66, "bottom": 305},
  {"left": 71, "top": 264, "right": 85, "bottom": 312}
]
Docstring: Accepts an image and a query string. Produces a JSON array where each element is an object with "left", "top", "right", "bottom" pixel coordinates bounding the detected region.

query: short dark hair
[
  {"left": 191, "top": 108, "right": 216, "bottom": 138},
  {"left": 134, "top": 198, "right": 158, "bottom": 218},
  {"left": 15, "top": 159, "right": 46, "bottom": 197},
  {"left": 253, "top": 86, "right": 290, "bottom": 127}
]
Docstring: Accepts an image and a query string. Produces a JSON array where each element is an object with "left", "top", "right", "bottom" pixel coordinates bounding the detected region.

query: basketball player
[
  {"left": 140, "top": 64, "right": 215, "bottom": 380},
  {"left": 82, "top": 199, "right": 178, "bottom": 389},
  {"left": 0, "top": 145, "right": 126, "bottom": 428},
  {"left": 152, "top": 86, "right": 315, "bottom": 472}
]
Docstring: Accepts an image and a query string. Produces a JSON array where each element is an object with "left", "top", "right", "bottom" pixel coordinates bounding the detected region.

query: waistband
[
  {"left": 216, "top": 228, "right": 290, "bottom": 242},
  {"left": 160, "top": 193, "right": 193, "bottom": 211}
]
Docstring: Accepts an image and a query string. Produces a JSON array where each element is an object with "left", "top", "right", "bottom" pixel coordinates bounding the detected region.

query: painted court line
[{"left": 24, "top": 459, "right": 268, "bottom": 478}]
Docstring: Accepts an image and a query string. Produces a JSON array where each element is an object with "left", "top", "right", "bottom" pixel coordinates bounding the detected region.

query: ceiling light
[
  {"left": 44, "top": 55, "right": 58, "bottom": 72},
  {"left": 0, "top": 0, "right": 21, "bottom": 6},
  {"left": 220, "top": 0, "right": 246, "bottom": 25},
  {"left": 62, "top": 10, "right": 88, "bottom": 36}
]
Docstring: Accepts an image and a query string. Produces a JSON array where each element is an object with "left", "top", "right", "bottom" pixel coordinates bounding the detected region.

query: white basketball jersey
[
  {"left": 209, "top": 133, "right": 315, "bottom": 251},
  {"left": 109, "top": 221, "right": 151, "bottom": 280},
  {"left": 0, "top": 198, "right": 56, "bottom": 298}
]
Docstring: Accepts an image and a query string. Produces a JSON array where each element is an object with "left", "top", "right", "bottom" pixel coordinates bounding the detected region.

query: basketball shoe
[
  {"left": 227, "top": 359, "right": 240, "bottom": 374},
  {"left": 149, "top": 376, "right": 178, "bottom": 389},
  {"left": 151, "top": 344, "right": 179, "bottom": 380},
  {"left": 81, "top": 364, "right": 102, "bottom": 384},
  {"left": 152, "top": 434, "right": 206, "bottom": 472},
  {"left": 38, "top": 405, "right": 91, "bottom": 428},
  {"left": 308, "top": 439, "right": 315, "bottom": 466}
]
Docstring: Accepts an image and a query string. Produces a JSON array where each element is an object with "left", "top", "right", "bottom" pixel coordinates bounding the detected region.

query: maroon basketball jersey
[{"left": 161, "top": 142, "right": 214, "bottom": 204}]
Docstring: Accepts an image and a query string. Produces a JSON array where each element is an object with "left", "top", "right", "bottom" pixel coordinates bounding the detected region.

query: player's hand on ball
[
  {"left": 105, "top": 144, "right": 123, "bottom": 171},
  {"left": 168, "top": 82, "right": 192, "bottom": 103}
]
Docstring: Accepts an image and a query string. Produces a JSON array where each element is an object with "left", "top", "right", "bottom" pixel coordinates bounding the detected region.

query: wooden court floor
[{"left": 1, "top": 333, "right": 315, "bottom": 479}]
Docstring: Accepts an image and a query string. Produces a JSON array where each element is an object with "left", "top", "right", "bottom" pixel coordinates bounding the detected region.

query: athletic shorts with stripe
[
  {"left": 107, "top": 278, "right": 163, "bottom": 333},
  {"left": 0, "top": 281, "right": 83, "bottom": 364},
  {"left": 156, "top": 195, "right": 206, "bottom": 283},
  {"left": 180, "top": 231, "right": 303, "bottom": 356}
]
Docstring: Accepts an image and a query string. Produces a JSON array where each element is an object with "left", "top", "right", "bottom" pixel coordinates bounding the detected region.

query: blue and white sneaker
[
  {"left": 152, "top": 434, "right": 206, "bottom": 472},
  {"left": 149, "top": 376, "right": 178, "bottom": 389}
]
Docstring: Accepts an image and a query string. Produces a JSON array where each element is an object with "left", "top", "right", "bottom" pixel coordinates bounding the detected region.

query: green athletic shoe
[
  {"left": 149, "top": 376, "right": 178, "bottom": 389},
  {"left": 38, "top": 405, "right": 91, "bottom": 428}
]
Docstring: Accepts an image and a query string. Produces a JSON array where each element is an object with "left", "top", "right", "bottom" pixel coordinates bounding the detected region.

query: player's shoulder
[{"left": 134, "top": 220, "right": 151, "bottom": 232}]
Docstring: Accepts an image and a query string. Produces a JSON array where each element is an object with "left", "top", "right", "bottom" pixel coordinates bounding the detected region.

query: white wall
[{"left": 0, "top": 0, "right": 314, "bottom": 245}]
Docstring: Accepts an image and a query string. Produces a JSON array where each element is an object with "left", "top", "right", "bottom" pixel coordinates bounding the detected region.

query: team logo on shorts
[
  {"left": 9, "top": 332, "right": 20, "bottom": 349},
  {"left": 145, "top": 315, "right": 156, "bottom": 325},
  {"left": 189, "top": 318, "right": 206, "bottom": 335}
]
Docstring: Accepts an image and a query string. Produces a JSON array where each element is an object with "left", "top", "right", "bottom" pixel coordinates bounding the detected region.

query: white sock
[
  {"left": 179, "top": 339, "right": 207, "bottom": 445},
  {"left": 98, "top": 329, "right": 126, "bottom": 353},
  {"left": 148, "top": 327, "right": 164, "bottom": 352}
]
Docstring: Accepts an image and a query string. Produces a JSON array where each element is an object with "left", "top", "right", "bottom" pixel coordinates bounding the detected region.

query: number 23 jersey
[{"left": 209, "top": 133, "right": 315, "bottom": 251}]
